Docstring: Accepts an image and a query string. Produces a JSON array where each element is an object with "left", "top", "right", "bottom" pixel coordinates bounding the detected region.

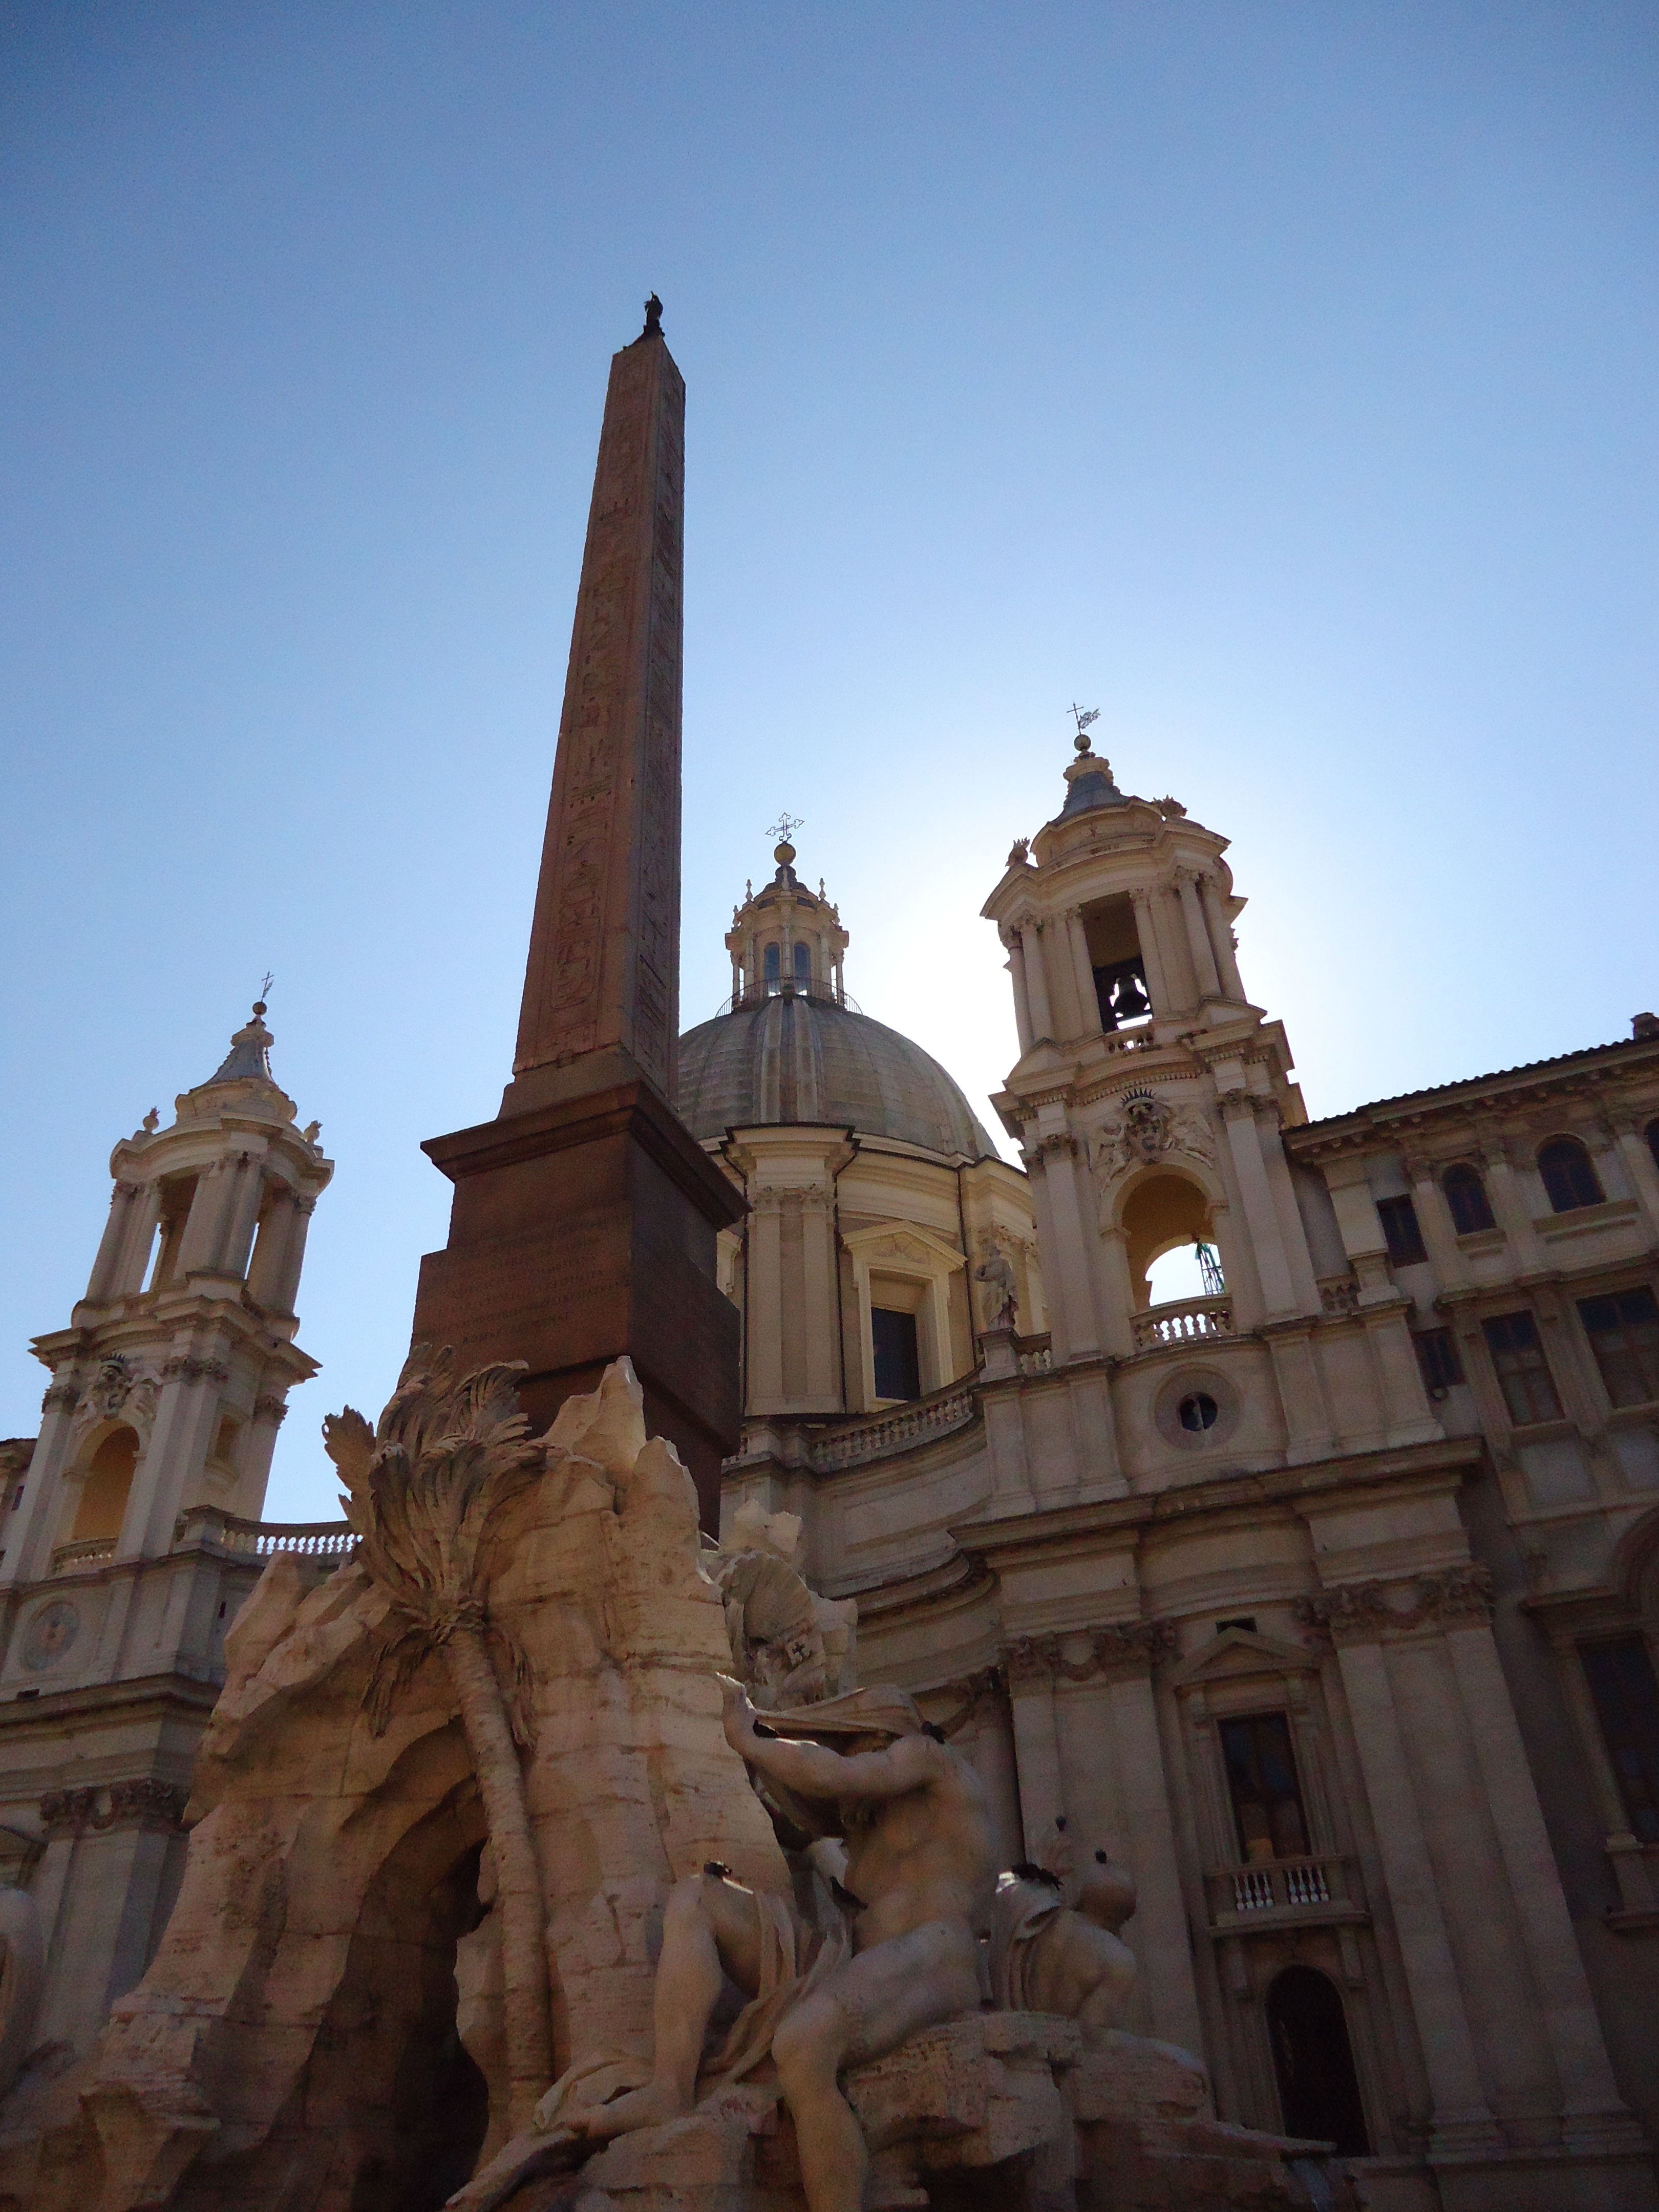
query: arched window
[
  {"left": 1266, "top": 1966, "right": 1371, "bottom": 2156},
  {"left": 762, "top": 942, "right": 780, "bottom": 992},
  {"left": 72, "top": 1428, "right": 137, "bottom": 1545},
  {"left": 793, "top": 941, "right": 812, "bottom": 987},
  {"left": 1442, "top": 1161, "right": 1495, "bottom": 1236},
  {"left": 1538, "top": 1136, "right": 1603, "bottom": 1214}
]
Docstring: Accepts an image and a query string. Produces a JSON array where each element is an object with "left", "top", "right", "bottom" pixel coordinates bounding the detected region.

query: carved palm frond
[{"left": 324, "top": 1346, "right": 542, "bottom": 1731}]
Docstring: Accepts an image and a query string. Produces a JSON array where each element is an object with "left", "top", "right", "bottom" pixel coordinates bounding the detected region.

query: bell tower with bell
[
  {"left": 981, "top": 717, "right": 1438, "bottom": 1463},
  {"left": 2, "top": 998, "right": 333, "bottom": 1594}
]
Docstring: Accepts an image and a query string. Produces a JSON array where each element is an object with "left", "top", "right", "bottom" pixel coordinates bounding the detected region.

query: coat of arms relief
[{"left": 1086, "top": 1089, "right": 1216, "bottom": 1199}]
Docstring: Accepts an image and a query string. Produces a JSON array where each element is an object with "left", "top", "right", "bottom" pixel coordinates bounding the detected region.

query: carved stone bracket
[
  {"left": 251, "top": 1395, "right": 288, "bottom": 1428},
  {"left": 40, "top": 1382, "right": 80, "bottom": 1415},
  {"left": 40, "top": 1779, "right": 189, "bottom": 1837},
  {"left": 1296, "top": 1564, "right": 1494, "bottom": 1647}
]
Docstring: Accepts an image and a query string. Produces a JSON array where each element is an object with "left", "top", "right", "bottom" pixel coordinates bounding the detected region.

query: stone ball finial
[
  {"left": 252, "top": 1001, "right": 268, "bottom": 1018},
  {"left": 774, "top": 841, "right": 796, "bottom": 867}
]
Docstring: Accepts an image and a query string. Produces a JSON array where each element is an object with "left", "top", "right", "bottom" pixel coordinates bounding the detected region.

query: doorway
[{"left": 1265, "top": 1965, "right": 1370, "bottom": 2156}]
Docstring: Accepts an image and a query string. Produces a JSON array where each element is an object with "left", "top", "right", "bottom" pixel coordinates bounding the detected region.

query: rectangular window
[
  {"left": 1579, "top": 1637, "right": 1659, "bottom": 1843},
  {"left": 1376, "top": 1195, "right": 1428, "bottom": 1266},
  {"left": 1482, "top": 1310, "right": 1563, "bottom": 1425},
  {"left": 1218, "top": 1711, "right": 1311, "bottom": 1864},
  {"left": 1578, "top": 1288, "right": 1659, "bottom": 1409},
  {"left": 1414, "top": 1328, "right": 1464, "bottom": 1394},
  {"left": 870, "top": 1307, "right": 921, "bottom": 1402}
]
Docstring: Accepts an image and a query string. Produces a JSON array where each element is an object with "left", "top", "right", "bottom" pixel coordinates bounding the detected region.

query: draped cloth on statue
[
  {"left": 700, "top": 1889, "right": 850, "bottom": 2093},
  {"left": 988, "top": 1879, "right": 1064, "bottom": 2014},
  {"left": 528, "top": 1889, "right": 850, "bottom": 2139}
]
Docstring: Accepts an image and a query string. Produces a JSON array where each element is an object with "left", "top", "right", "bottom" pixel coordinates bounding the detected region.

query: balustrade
[{"left": 1132, "top": 1295, "right": 1234, "bottom": 1351}]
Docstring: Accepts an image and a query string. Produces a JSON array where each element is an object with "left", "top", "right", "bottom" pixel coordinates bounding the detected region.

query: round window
[{"left": 1178, "top": 1392, "right": 1219, "bottom": 1433}]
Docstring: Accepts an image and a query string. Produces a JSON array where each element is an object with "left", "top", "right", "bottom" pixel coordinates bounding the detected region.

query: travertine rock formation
[{"left": 7, "top": 1357, "right": 787, "bottom": 2211}]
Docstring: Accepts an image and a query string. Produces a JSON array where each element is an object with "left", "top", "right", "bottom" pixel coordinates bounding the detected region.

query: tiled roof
[{"left": 1294, "top": 1033, "right": 1655, "bottom": 1136}]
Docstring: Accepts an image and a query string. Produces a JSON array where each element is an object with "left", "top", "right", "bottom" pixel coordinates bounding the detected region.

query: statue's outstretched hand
[{"left": 717, "top": 1671, "right": 759, "bottom": 1753}]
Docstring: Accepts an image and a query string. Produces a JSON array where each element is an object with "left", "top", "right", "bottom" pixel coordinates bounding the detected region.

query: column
[
  {"left": 1221, "top": 1097, "right": 1297, "bottom": 1317},
  {"left": 1105, "top": 1673, "right": 1206, "bottom": 2055},
  {"left": 272, "top": 1195, "right": 316, "bottom": 1317},
  {"left": 1199, "top": 874, "right": 1246, "bottom": 1002},
  {"left": 1442, "top": 1624, "right": 1634, "bottom": 2141},
  {"left": 246, "top": 1189, "right": 295, "bottom": 1309},
  {"left": 799, "top": 1189, "right": 839, "bottom": 1406},
  {"left": 1401, "top": 1154, "right": 1470, "bottom": 1290},
  {"left": 238, "top": 1392, "right": 287, "bottom": 1516},
  {"left": 176, "top": 1160, "right": 236, "bottom": 1277},
  {"left": 1005, "top": 1645, "right": 1065, "bottom": 1856},
  {"left": 219, "top": 1158, "right": 267, "bottom": 1280},
  {"left": 1151, "top": 884, "right": 1193, "bottom": 1012},
  {"left": 1066, "top": 910, "right": 1101, "bottom": 1038},
  {"left": 85, "top": 1182, "right": 140, "bottom": 1303},
  {"left": 729, "top": 951, "right": 741, "bottom": 1009},
  {"left": 1479, "top": 1141, "right": 1547, "bottom": 1273},
  {"left": 1130, "top": 887, "right": 1172, "bottom": 1016},
  {"left": 1033, "top": 1138, "right": 1101, "bottom": 1358},
  {"left": 1019, "top": 922, "right": 1054, "bottom": 1041},
  {"left": 1176, "top": 871, "right": 1222, "bottom": 999},
  {"left": 747, "top": 1192, "right": 785, "bottom": 1411},
  {"left": 1612, "top": 1117, "right": 1659, "bottom": 1242},
  {"left": 1332, "top": 1637, "right": 1499, "bottom": 2153},
  {"left": 1005, "top": 931, "right": 1034, "bottom": 1055},
  {"left": 111, "top": 1181, "right": 163, "bottom": 1298}
]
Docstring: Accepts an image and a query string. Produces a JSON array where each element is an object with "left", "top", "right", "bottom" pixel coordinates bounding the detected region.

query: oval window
[{"left": 1179, "top": 1392, "right": 1219, "bottom": 1433}]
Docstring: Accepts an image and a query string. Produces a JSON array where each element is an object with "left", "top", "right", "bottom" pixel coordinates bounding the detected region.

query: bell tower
[
  {"left": 2, "top": 1002, "right": 332, "bottom": 1588},
  {"left": 982, "top": 728, "right": 1437, "bottom": 1458}
]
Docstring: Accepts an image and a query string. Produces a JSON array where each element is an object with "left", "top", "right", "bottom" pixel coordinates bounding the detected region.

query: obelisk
[{"left": 411, "top": 301, "right": 742, "bottom": 1527}]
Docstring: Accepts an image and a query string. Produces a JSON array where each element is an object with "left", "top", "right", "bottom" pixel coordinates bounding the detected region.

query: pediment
[
  {"left": 842, "top": 1220, "right": 965, "bottom": 1273},
  {"left": 1169, "top": 1626, "right": 1318, "bottom": 1689}
]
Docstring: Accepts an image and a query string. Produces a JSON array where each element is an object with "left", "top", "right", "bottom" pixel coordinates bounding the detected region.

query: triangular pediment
[
  {"left": 841, "top": 1220, "right": 966, "bottom": 1272},
  {"left": 1169, "top": 1626, "right": 1318, "bottom": 1689}
]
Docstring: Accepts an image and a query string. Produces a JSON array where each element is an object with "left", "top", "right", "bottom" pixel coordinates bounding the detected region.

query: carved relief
[
  {"left": 1296, "top": 1564, "right": 1495, "bottom": 1646},
  {"left": 1004, "top": 1620, "right": 1177, "bottom": 1687},
  {"left": 69, "top": 1355, "right": 161, "bottom": 1443},
  {"left": 40, "top": 1779, "right": 188, "bottom": 1835},
  {"left": 1088, "top": 1089, "right": 1216, "bottom": 1189}
]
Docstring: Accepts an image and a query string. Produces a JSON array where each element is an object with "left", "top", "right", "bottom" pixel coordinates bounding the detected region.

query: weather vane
[
  {"left": 256, "top": 971, "right": 275, "bottom": 1010},
  {"left": 767, "top": 812, "right": 805, "bottom": 846},
  {"left": 1069, "top": 704, "right": 1100, "bottom": 742}
]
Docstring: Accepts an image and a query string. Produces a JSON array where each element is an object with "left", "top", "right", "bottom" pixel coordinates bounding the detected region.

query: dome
[{"left": 677, "top": 993, "right": 997, "bottom": 1160}]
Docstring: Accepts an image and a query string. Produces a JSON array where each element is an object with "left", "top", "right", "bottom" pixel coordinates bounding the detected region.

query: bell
[{"left": 1113, "top": 968, "right": 1152, "bottom": 1020}]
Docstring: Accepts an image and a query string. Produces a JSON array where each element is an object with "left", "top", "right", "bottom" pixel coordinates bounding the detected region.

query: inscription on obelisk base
[{"left": 411, "top": 305, "right": 742, "bottom": 1527}]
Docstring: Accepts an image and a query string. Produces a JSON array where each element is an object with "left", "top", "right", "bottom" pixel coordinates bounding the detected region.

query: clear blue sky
[{"left": 3, "top": 4, "right": 1654, "bottom": 1520}]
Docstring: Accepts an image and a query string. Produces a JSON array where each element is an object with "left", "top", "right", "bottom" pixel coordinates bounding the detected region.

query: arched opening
[
  {"left": 1442, "top": 1161, "right": 1495, "bottom": 1236},
  {"left": 1266, "top": 1965, "right": 1370, "bottom": 2155},
  {"left": 71, "top": 1428, "right": 138, "bottom": 1544},
  {"left": 763, "top": 941, "right": 781, "bottom": 991},
  {"left": 1538, "top": 1135, "right": 1603, "bottom": 1214},
  {"left": 793, "top": 940, "right": 812, "bottom": 987},
  {"left": 1121, "top": 1172, "right": 1219, "bottom": 1311}
]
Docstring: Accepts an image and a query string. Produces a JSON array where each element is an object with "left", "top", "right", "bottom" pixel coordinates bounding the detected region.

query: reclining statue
[{"left": 453, "top": 1674, "right": 997, "bottom": 2212}]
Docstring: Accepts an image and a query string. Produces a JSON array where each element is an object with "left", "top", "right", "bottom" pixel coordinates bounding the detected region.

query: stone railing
[
  {"left": 50, "top": 1536, "right": 118, "bottom": 1576},
  {"left": 1132, "top": 1295, "right": 1234, "bottom": 1351},
  {"left": 1014, "top": 1334, "right": 1053, "bottom": 1377},
  {"left": 1203, "top": 1853, "right": 1363, "bottom": 1929},
  {"left": 809, "top": 1384, "right": 979, "bottom": 1474},
  {"left": 173, "top": 1505, "right": 356, "bottom": 1562}
]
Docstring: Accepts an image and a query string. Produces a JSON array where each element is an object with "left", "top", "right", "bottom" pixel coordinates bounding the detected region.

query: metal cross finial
[
  {"left": 767, "top": 812, "right": 805, "bottom": 845},
  {"left": 1069, "top": 704, "right": 1100, "bottom": 741},
  {"left": 259, "top": 972, "right": 275, "bottom": 1002}
]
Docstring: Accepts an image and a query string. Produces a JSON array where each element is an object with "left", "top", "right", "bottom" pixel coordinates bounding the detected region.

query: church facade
[{"left": 696, "top": 740, "right": 1659, "bottom": 2210}]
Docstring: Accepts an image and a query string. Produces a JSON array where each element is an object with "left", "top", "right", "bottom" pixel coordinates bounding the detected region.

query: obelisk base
[{"left": 413, "top": 1058, "right": 743, "bottom": 1530}]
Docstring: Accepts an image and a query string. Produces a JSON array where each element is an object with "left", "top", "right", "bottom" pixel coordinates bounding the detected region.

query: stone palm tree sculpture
[{"left": 323, "top": 1346, "right": 553, "bottom": 2131}]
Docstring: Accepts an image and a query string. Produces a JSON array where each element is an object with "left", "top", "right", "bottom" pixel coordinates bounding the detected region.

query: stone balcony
[
  {"left": 1203, "top": 1851, "right": 1368, "bottom": 1936},
  {"left": 1132, "top": 1293, "right": 1235, "bottom": 1351}
]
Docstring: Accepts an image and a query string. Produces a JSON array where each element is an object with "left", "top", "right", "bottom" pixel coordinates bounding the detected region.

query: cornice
[{"left": 1286, "top": 1041, "right": 1659, "bottom": 1161}]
